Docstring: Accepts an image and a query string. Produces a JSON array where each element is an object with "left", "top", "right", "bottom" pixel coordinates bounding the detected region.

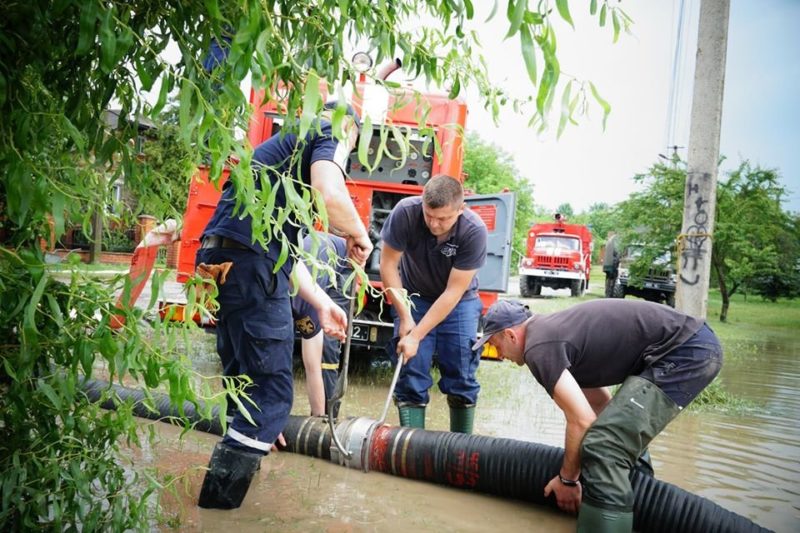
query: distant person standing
[{"left": 380, "top": 175, "right": 488, "bottom": 433}]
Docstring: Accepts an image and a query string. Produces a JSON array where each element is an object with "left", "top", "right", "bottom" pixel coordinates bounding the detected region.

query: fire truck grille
[
  {"left": 534, "top": 255, "right": 570, "bottom": 269},
  {"left": 647, "top": 268, "right": 672, "bottom": 282}
]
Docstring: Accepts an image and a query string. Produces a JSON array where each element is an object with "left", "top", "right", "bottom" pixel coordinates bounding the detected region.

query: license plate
[{"left": 351, "top": 324, "right": 369, "bottom": 341}]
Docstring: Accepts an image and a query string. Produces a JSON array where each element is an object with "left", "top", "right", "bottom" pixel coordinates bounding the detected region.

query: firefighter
[
  {"left": 195, "top": 102, "right": 372, "bottom": 510},
  {"left": 292, "top": 232, "right": 353, "bottom": 417},
  {"left": 474, "top": 299, "right": 723, "bottom": 532},
  {"left": 380, "top": 175, "right": 488, "bottom": 433}
]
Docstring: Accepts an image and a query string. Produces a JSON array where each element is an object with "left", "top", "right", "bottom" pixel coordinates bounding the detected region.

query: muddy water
[{"left": 137, "top": 324, "right": 798, "bottom": 531}]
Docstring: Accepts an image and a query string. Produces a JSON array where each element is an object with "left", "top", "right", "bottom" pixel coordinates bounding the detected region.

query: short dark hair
[{"left": 422, "top": 175, "right": 463, "bottom": 209}]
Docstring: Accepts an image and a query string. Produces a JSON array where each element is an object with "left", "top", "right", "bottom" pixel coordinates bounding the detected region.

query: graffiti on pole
[{"left": 679, "top": 173, "right": 711, "bottom": 286}]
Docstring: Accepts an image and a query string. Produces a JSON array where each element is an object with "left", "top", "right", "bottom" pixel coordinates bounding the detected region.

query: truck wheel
[
  {"left": 604, "top": 276, "right": 615, "bottom": 298},
  {"left": 570, "top": 280, "right": 582, "bottom": 297},
  {"left": 533, "top": 282, "right": 542, "bottom": 296},
  {"left": 612, "top": 281, "right": 625, "bottom": 299},
  {"left": 519, "top": 275, "right": 532, "bottom": 298}
]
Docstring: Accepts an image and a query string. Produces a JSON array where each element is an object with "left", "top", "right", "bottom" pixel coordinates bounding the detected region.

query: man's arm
[
  {"left": 543, "top": 369, "right": 598, "bottom": 514},
  {"left": 396, "top": 267, "right": 478, "bottom": 362},
  {"left": 582, "top": 387, "right": 612, "bottom": 415},
  {"left": 379, "top": 241, "right": 413, "bottom": 333},
  {"left": 310, "top": 160, "right": 372, "bottom": 265}
]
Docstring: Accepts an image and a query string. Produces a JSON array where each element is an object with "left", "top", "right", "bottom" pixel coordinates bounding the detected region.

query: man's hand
[
  {"left": 398, "top": 318, "right": 416, "bottom": 338},
  {"left": 271, "top": 432, "right": 287, "bottom": 452},
  {"left": 544, "top": 475, "right": 582, "bottom": 514},
  {"left": 396, "top": 332, "right": 421, "bottom": 363},
  {"left": 346, "top": 234, "right": 373, "bottom": 266},
  {"left": 316, "top": 299, "right": 348, "bottom": 342}
]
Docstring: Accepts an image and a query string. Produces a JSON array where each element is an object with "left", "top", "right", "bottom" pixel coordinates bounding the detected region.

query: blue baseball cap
[{"left": 472, "top": 300, "right": 532, "bottom": 351}]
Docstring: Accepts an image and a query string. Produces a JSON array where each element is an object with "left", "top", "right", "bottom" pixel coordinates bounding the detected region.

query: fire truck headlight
[
  {"left": 573, "top": 262, "right": 583, "bottom": 270},
  {"left": 619, "top": 267, "right": 629, "bottom": 279},
  {"left": 351, "top": 52, "right": 373, "bottom": 73}
]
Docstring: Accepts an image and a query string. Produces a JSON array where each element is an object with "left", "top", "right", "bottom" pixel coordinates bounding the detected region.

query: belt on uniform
[{"left": 200, "top": 236, "right": 251, "bottom": 250}]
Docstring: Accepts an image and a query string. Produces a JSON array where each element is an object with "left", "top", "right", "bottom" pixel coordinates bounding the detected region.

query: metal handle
[
  {"left": 377, "top": 356, "right": 404, "bottom": 425},
  {"left": 327, "top": 281, "right": 358, "bottom": 460}
]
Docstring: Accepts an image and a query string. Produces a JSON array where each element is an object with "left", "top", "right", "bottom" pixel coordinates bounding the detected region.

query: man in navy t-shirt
[
  {"left": 380, "top": 175, "right": 488, "bottom": 433},
  {"left": 196, "top": 102, "right": 372, "bottom": 510}
]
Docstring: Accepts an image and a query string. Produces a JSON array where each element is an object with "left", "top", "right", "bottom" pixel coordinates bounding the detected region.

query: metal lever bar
[{"left": 327, "top": 281, "right": 358, "bottom": 459}]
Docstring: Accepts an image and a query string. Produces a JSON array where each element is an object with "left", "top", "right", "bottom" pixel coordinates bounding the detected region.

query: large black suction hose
[{"left": 83, "top": 379, "right": 770, "bottom": 533}]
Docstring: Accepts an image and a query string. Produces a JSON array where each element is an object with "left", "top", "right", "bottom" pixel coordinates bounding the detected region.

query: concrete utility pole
[{"left": 675, "top": 0, "right": 730, "bottom": 318}]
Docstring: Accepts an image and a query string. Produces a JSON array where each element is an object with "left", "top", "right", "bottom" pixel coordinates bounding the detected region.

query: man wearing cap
[
  {"left": 380, "top": 175, "right": 488, "bottom": 433},
  {"left": 475, "top": 299, "right": 723, "bottom": 532},
  {"left": 196, "top": 102, "right": 372, "bottom": 509}
]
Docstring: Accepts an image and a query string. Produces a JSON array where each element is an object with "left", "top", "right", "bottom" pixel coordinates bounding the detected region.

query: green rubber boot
[
  {"left": 397, "top": 402, "right": 426, "bottom": 429},
  {"left": 577, "top": 502, "right": 633, "bottom": 533},
  {"left": 447, "top": 395, "right": 476, "bottom": 434}
]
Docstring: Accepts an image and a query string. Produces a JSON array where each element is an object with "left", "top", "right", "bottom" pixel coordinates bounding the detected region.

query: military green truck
[{"left": 603, "top": 237, "right": 676, "bottom": 307}]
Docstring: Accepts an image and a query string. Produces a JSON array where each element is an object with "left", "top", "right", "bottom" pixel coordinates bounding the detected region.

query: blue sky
[{"left": 464, "top": 1, "right": 800, "bottom": 215}]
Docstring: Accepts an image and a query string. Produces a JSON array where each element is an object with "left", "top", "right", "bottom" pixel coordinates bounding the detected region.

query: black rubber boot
[
  {"left": 447, "top": 395, "right": 476, "bottom": 434},
  {"left": 198, "top": 442, "right": 263, "bottom": 509},
  {"left": 397, "top": 402, "right": 426, "bottom": 429}
]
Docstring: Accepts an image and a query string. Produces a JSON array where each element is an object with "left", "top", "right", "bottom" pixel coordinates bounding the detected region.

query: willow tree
[{"left": 0, "top": 1, "right": 626, "bottom": 528}]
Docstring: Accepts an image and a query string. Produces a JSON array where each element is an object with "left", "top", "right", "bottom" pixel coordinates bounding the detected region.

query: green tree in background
[
  {"left": 463, "top": 132, "right": 536, "bottom": 258},
  {"left": 0, "top": 1, "right": 627, "bottom": 528},
  {"left": 133, "top": 106, "right": 198, "bottom": 220},
  {"left": 614, "top": 160, "right": 796, "bottom": 321}
]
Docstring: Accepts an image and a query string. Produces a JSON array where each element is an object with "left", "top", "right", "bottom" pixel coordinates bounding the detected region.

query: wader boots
[
  {"left": 198, "top": 442, "right": 263, "bottom": 509},
  {"left": 447, "top": 395, "right": 476, "bottom": 434},
  {"left": 397, "top": 402, "right": 426, "bottom": 429},
  {"left": 578, "top": 376, "right": 681, "bottom": 532}
]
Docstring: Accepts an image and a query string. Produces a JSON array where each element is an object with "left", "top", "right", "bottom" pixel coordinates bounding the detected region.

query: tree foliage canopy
[
  {"left": 613, "top": 160, "right": 797, "bottom": 321},
  {"left": 0, "top": 0, "right": 625, "bottom": 528}
]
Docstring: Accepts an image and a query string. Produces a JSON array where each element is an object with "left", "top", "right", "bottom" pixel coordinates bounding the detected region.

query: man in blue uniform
[
  {"left": 474, "top": 299, "right": 723, "bottom": 532},
  {"left": 196, "top": 102, "right": 372, "bottom": 509},
  {"left": 292, "top": 232, "right": 352, "bottom": 417},
  {"left": 380, "top": 175, "right": 488, "bottom": 433}
]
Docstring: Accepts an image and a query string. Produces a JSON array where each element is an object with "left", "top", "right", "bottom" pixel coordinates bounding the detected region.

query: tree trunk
[{"left": 713, "top": 258, "right": 729, "bottom": 322}]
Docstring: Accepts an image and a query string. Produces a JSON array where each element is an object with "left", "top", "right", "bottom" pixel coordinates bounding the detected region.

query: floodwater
[{"left": 130, "top": 279, "right": 799, "bottom": 531}]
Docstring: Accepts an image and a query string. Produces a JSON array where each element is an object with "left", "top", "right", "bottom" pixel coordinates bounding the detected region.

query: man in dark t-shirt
[
  {"left": 196, "top": 102, "right": 372, "bottom": 510},
  {"left": 474, "top": 299, "right": 723, "bottom": 532},
  {"left": 380, "top": 175, "right": 488, "bottom": 433}
]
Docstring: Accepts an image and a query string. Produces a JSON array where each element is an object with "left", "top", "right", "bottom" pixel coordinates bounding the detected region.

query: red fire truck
[
  {"left": 175, "top": 60, "right": 515, "bottom": 357},
  {"left": 517, "top": 214, "right": 592, "bottom": 298}
]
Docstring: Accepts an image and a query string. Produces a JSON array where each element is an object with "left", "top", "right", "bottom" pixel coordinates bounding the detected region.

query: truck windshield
[{"left": 535, "top": 236, "right": 580, "bottom": 251}]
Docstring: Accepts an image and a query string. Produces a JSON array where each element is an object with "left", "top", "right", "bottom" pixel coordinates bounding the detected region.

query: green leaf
[
  {"left": 612, "top": 9, "right": 621, "bottom": 42},
  {"left": 299, "top": 71, "right": 321, "bottom": 141},
  {"left": 600, "top": 3, "right": 607, "bottom": 26},
  {"left": 590, "top": 0, "right": 598, "bottom": 16},
  {"left": 448, "top": 75, "right": 461, "bottom": 99},
  {"left": 204, "top": 0, "right": 224, "bottom": 20},
  {"left": 99, "top": 8, "right": 117, "bottom": 73},
  {"left": 486, "top": 0, "right": 499, "bottom": 22},
  {"left": 38, "top": 380, "right": 62, "bottom": 410},
  {"left": 556, "top": 0, "right": 575, "bottom": 28},
  {"left": 506, "top": 0, "right": 526, "bottom": 39},
  {"left": 464, "top": 0, "right": 474, "bottom": 19},
  {"left": 151, "top": 73, "right": 171, "bottom": 116},
  {"left": 357, "top": 114, "right": 373, "bottom": 170},
  {"left": 520, "top": 25, "right": 538, "bottom": 86},
  {"left": 589, "top": 81, "right": 611, "bottom": 130},
  {"left": 557, "top": 80, "right": 572, "bottom": 139},
  {"left": 76, "top": 1, "right": 96, "bottom": 55}
]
